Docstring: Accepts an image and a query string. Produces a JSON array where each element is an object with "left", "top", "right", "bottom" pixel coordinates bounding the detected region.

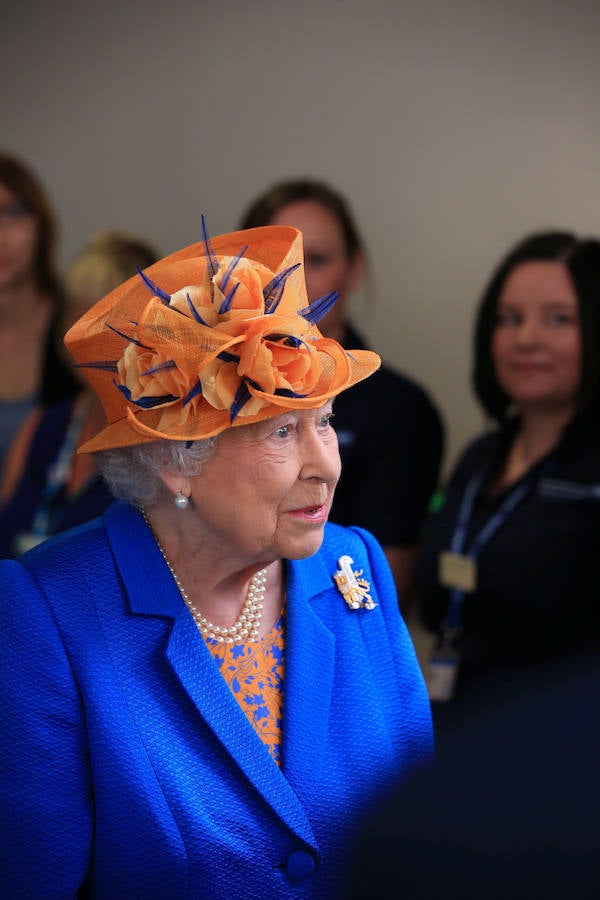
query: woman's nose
[
  {"left": 515, "top": 315, "right": 541, "bottom": 344},
  {"left": 300, "top": 428, "right": 341, "bottom": 484}
]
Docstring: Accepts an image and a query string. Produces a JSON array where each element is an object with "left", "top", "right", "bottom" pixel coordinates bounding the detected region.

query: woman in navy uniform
[{"left": 417, "top": 231, "right": 600, "bottom": 710}]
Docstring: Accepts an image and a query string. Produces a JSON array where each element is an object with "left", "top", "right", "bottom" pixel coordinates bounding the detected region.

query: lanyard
[{"left": 443, "top": 455, "right": 555, "bottom": 631}]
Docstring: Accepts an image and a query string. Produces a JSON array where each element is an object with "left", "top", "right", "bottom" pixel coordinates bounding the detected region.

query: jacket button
[{"left": 285, "top": 849, "right": 317, "bottom": 880}]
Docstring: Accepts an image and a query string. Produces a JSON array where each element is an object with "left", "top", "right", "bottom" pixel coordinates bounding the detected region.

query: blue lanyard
[{"left": 444, "top": 455, "right": 555, "bottom": 630}]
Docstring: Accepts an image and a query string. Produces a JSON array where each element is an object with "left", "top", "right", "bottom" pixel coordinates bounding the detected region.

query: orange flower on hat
[
  {"left": 237, "top": 316, "right": 321, "bottom": 396},
  {"left": 199, "top": 358, "right": 264, "bottom": 416},
  {"left": 168, "top": 250, "right": 276, "bottom": 328},
  {"left": 117, "top": 344, "right": 186, "bottom": 410}
]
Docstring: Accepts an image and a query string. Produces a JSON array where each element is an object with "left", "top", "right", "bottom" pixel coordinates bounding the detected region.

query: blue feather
[
  {"left": 115, "top": 383, "right": 178, "bottom": 408},
  {"left": 106, "top": 323, "right": 146, "bottom": 347},
  {"left": 137, "top": 268, "right": 171, "bottom": 304},
  {"left": 229, "top": 381, "right": 252, "bottom": 422},
  {"left": 217, "top": 349, "right": 240, "bottom": 363},
  {"left": 183, "top": 380, "right": 203, "bottom": 406},
  {"left": 185, "top": 291, "right": 209, "bottom": 325},
  {"left": 265, "top": 333, "right": 306, "bottom": 350},
  {"left": 283, "top": 336, "right": 303, "bottom": 348},
  {"left": 263, "top": 263, "right": 301, "bottom": 313},
  {"left": 218, "top": 282, "right": 240, "bottom": 314},
  {"left": 219, "top": 244, "right": 248, "bottom": 295},
  {"left": 261, "top": 333, "right": 311, "bottom": 353},
  {"left": 299, "top": 290, "right": 339, "bottom": 325},
  {"left": 73, "top": 361, "right": 119, "bottom": 373},
  {"left": 141, "top": 360, "right": 177, "bottom": 376},
  {"left": 201, "top": 214, "right": 219, "bottom": 279},
  {"left": 274, "top": 387, "right": 308, "bottom": 398}
]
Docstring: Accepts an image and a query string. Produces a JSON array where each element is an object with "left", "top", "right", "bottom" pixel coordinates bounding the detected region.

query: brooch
[{"left": 333, "top": 555, "right": 376, "bottom": 610}]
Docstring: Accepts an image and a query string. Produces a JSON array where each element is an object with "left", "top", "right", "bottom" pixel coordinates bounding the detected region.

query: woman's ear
[{"left": 156, "top": 468, "right": 191, "bottom": 502}]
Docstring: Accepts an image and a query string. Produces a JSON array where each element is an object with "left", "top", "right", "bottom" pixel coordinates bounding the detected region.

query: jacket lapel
[
  {"left": 103, "top": 502, "right": 322, "bottom": 846},
  {"left": 282, "top": 552, "right": 336, "bottom": 800}
]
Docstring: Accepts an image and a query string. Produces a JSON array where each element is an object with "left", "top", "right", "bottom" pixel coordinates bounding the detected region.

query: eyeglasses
[{"left": 0, "top": 202, "right": 34, "bottom": 227}]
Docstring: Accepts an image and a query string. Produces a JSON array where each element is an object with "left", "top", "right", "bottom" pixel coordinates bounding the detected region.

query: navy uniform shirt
[
  {"left": 417, "top": 415, "right": 600, "bottom": 685},
  {"left": 331, "top": 325, "right": 444, "bottom": 548}
]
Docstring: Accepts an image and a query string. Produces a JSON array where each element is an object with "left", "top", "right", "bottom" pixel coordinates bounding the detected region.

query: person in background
[
  {"left": 0, "top": 221, "right": 432, "bottom": 897},
  {"left": 0, "top": 230, "right": 160, "bottom": 557},
  {"left": 417, "top": 231, "right": 600, "bottom": 715},
  {"left": 240, "top": 179, "right": 444, "bottom": 611},
  {"left": 0, "top": 151, "right": 78, "bottom": 472}
]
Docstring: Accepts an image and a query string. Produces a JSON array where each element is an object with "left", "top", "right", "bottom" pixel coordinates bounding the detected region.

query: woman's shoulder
[
  {"left": 6, "top": 509, "right": 111, "bottom": 586},
  {"left": 318, "top": 522, "right": 397, "bottom": 607},
  {"left": 321, "top": 521, "right": 385, "bottom": 565},
  {"left": 0, "top": 514, "right": 112, "bottom": 634}
]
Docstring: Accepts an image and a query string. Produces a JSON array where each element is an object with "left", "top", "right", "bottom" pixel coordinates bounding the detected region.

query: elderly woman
[{"left": 0, "top": 222, "right": 432, "bottom": 898}]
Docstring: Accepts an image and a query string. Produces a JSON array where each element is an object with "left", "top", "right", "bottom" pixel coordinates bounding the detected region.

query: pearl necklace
[{"left": 141, "top": 509, "right": 267, "bottom": 643}]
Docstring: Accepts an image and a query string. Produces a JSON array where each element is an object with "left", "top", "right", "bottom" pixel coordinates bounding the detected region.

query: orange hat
[{"left": 65, "top": 221, "right": 380, "bottom": 452}]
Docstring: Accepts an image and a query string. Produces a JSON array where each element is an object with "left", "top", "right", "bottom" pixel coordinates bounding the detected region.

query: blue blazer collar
[{"left": 103, "top": 502, "right": 338, "bottom": 849}]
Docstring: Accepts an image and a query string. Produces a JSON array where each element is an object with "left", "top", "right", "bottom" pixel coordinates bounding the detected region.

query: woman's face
[
  {"left": 0, "top": 182, "right": 39, "bottom": 292},
  {"left": 492, "top": 261, "right": 582, "bottom": 415},
  {"left": 186, "top": 403, "right": 341, "bottom": 568},
  {"left": 268, "top": 200, "right": 362, "bottom": 341}
]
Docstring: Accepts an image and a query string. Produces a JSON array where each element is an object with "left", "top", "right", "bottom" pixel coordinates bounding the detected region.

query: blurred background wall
[{"left": 4, "top": 0, "right": 600, "bottom": 472}]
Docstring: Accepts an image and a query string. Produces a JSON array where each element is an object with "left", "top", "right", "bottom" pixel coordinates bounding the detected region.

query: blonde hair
[{"left": 65, "top": 230, "right": 159, "bottom": 306}]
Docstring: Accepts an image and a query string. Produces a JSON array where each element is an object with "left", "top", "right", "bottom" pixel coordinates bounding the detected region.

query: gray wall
[{"left": 4, "top": 0, "right": 600, "bottom": 472}]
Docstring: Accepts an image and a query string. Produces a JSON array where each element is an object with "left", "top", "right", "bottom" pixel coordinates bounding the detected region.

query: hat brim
[{"left": 78, "top": 347, "right": 380, "bottom": 452}]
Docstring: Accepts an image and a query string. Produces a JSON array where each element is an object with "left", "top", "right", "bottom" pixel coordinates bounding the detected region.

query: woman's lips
[
  {"left": 509, "top": 362, "right": 552, "bottom": 374},
  {"left": 286, "top": 503, "right": 329, "bottom": 523}
]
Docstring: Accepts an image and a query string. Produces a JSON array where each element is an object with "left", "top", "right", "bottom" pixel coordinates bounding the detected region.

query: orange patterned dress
[{"left": 205, "top": 612, "right": 285, "bottom": 765}]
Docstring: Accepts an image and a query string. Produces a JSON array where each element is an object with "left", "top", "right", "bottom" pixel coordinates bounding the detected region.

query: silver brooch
[{"left": 333, "top": 555, "right": 376, "bottom": 610}]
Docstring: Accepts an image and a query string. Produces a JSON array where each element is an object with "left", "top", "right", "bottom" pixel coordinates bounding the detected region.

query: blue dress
[{"left": 0, "top": 503, "right": 432, "bottom": 898}]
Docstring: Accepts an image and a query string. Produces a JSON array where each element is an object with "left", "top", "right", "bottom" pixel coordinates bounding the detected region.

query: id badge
[
  {"left": 439, "top": 551, "right": 477, "bottom": 592},
  {"left": 426, "top": 653, "right": 459, "bottom": 702}
]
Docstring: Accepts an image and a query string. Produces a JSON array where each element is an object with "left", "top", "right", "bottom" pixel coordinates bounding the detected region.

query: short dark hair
[
  {"left": 0, "top": 150, "right": 61, "bottom": 298},
  {"left": 472, "top": 231, "right": 600, "bottom": 423},
  {"left": 239, "top": 178, "right": 363, "bottom": 259}
]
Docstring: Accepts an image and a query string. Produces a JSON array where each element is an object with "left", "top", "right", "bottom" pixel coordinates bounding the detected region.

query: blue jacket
[{"left": 0, "top": 502, "right": 432, "bottom": 898}]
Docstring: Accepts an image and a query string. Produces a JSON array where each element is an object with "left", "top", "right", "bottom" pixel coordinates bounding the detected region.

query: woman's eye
[
  {"left": 274, "top": 424, "right": 291, "bottom": 438},
  {"left": 319, "top": 412, "right": 335, "bottom": 428},
  {"left": 304, "top": 253, "right": 329, "bottom": 269},
  {"left": 547, "top": 312, "right": 575, "bottom": 326},
  {"left": 496, "top": 310, "right": 520, "bottom": 326}
]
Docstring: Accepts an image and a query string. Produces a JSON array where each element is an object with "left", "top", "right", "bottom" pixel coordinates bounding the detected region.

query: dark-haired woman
[
  {"left": 0, "top": 151, "right": 78, "bottom": 471},
  {"left": 240, "top": 179, "right": 444, "bottom": 609},
  {"left": 417, "top": 231, "right": 600, "bottom": 711}
]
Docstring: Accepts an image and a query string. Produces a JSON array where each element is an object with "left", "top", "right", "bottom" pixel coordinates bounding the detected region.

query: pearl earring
[{"left": 174, "top": 491, "right": 189, "bottom": 510}]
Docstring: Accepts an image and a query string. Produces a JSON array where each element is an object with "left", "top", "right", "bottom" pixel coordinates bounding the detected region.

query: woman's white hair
[{"left": 96, "top": 437, "right": 218, "bottom": 508}]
